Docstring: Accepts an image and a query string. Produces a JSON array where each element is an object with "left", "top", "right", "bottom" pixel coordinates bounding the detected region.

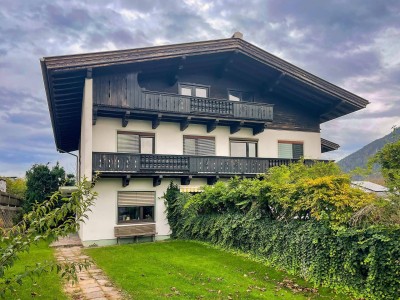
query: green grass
[
  {"left": 85, "top": 240, "right": 350, "bottom": 300},
  {"left": 4, "top": 241, "right": 67, "bottom": 300}
]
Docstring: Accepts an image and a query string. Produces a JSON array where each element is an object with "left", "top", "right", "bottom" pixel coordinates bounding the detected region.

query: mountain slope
[{"left": 337, "top": 128, "right": 400, "bottom": 173}]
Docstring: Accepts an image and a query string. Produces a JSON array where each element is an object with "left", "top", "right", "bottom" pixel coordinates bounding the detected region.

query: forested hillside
[{"left": 337, "top": 128, "right": 400, "bottom": 173}]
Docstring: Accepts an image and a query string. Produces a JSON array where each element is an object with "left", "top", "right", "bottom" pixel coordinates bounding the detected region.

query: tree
[
  {"left": 25, "top": 163, "right": 75, "bottom": 212},
  {"left": 371, "top": 127, "right": 400, "bottom": 191},
  {"left": 0, "top": 177, "right": 26, "bottom": 199},
  {"left": 0, "top": 178, "right": 96, "bottom": 298}
]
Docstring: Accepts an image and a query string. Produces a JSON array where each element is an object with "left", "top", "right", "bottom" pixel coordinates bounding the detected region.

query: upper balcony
[{"left": 93, "top": 73, "right": 273, "bottom": 135}]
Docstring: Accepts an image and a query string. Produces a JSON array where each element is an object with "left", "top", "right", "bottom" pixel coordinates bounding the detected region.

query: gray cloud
[{"left": 0, "top": 0, "right": 399, "bottom": 176}]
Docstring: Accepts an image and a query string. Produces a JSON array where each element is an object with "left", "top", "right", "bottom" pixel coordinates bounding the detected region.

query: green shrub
[{"left": 164, "top": 162, "right": 400, "bottom": 299}]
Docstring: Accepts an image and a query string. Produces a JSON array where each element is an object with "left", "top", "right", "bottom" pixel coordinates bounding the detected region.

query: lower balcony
[{"left": 92, "top": 152, "right": 327, "bottom": 186}]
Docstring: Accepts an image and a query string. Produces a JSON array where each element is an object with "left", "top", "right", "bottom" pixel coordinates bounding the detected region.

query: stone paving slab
[
  {"left": 55, "top": 246, "right": 125, "bottom": 300},
  {"left": 51, "top": 233, "right": 83, "bottom": 248}
]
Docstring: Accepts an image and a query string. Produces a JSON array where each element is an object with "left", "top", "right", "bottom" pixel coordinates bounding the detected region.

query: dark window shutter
[{"left": 292, "top": 144, "right": 304, "bottom": 159}]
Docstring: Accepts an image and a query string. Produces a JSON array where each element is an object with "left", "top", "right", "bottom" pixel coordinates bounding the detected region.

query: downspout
[{"left": 57, "top": 148, "right": 80, "bottom": 183}]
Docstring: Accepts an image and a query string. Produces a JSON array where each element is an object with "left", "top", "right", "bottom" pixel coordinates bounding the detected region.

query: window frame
[
  {"left": 116, "top": 191, "right": 156, "bottom": 225},
  {"left": 117, "top": 131, "right": 155, "bottom": 154},
  {"left": 183, "top": 135, "right": 216, "bottom": 156},
  {"left": 178, "top": 82, "right": 210, "bottom": 98},
  {"left": 229, "top": 138, "right": 258, "bottom": 158},
  {"left": 278, "top": 140, "right": 304, "bottom": 159},
  {"left": 227, "top": 89, "right": 255, "bottom": 102}
]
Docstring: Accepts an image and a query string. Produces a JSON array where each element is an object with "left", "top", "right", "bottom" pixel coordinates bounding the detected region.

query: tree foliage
[
  {"left": 0, "top": 178, "right": 96, "bottom": 298},
  {"left": 25, "top": 163, "right": 75, "bottom": 212},
  {"left": 0, "top": 177, "right": 26, "bottom": 199},
  {"left": 371, "top": 131, "right": 400, "bottom": 192},
  {"left": 184, "top": 161, "right": 379, "bottom": 227}
]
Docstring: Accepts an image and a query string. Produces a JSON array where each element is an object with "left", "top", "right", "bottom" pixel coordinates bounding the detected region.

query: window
[
  {"left": 179, "top": 83, "right": 209, "bottom": 98},
  {"left": 230, "top": 139, "right": 257, "bottom": 157},
  {"left": 183, "top": 136, "right": 215, "bottom": 156},
  {"left": 278, "top": 141, "right": 304, "bottom": 159},
  {"left": 228, "top": 90, "right": 254, "bottom": 102},
  {"left": 117, "top": 191, "right": 155, "bottom": 224},
  {"left": 117, "top": 132, "right": 155, "bottom": 154}
]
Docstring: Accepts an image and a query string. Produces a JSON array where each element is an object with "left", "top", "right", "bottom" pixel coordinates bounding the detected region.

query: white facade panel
[{"left": 92, "top": 117, "right": 321, "bottom": 159}]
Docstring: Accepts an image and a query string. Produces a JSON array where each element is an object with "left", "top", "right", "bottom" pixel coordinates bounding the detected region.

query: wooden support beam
[
  {"left": 86, "top": 68, "right": 92, "bottom": 79},
  {"left": 253, "top": 123, "right": 265, "bottom": 135},
  {"left": 207, "top": 176, "right": 219, "bottom": 185},
  {"left": 153, "top": 175, "right": 163, "bottom": 187},
  {"left": 230, "top": 121, "right": 243, "bottom": 134},
  {"left": 180, "top": 117, "right": 191, "bottom": 131},
  {"left": 122, "top": 175, "right": 131, "bottom": 187},
  {"left": 207, "top": 119, "right": 219, "bottom": 133},
  {"left": 152, "top": 114, "right": 162, "bottom": 129},
  {"left": 181, "top": 176, "right": 192, "bottom": 186},
  {"left": 92, "top": 107, "right": 98, "bottom": 125},
  {"left": 122, "top": 111, "right": 130, "bottom": 127}
]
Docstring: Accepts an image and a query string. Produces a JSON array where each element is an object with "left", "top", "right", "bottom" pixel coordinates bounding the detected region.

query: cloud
[{"left": 0, "top": 0, "right": 399, "bottom": 176}]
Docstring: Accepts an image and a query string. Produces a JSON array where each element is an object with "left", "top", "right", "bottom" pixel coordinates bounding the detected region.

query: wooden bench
[{"left": 114, "top": 223, "right": 156, "bottom": 243}]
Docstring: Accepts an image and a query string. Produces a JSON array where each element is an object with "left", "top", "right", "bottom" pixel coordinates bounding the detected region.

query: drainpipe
[{"left": 57, "top": 148, "right": 79, "bottom": 184}]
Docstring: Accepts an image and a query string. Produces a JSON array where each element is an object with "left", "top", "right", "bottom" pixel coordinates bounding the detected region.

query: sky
[{"left": 0, "top": 0, "right": 399, "bottom": 177}]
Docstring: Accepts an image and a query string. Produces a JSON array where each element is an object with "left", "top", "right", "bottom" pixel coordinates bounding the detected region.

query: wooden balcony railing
[
  {"left": 137, "top": 91, "right": 273, "bottom": 121},
  {"left": 93, "top": 152, "right": 322, "bottom": 176}
]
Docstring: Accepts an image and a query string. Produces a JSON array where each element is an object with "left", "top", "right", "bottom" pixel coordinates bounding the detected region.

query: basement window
[
  {"left": 278, "top": 141, "right": 304, "bottom": 159},
  {"left": 117, "top": 191, "right": 155, "bottom": 224}
]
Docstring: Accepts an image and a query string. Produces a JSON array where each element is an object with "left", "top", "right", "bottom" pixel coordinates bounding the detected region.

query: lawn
[
  {"left": 3, "top": 241, "right": 67, "bottom": 300},
  {"left": 85, "top": 240, "right": 349, "bottom": 299}
]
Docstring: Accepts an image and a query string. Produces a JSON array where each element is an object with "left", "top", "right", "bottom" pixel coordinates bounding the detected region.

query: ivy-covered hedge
[{"left": 164, "top": 162, "right": 400, "bottom": 299}]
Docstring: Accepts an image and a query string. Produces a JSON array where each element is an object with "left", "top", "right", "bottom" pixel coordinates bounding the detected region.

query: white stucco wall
[
  {"left": 92, "top": 117, "right": 321, "bottom": 159},
  {"left": 83, "top": 116, "right": 321, "bottom": 245},
  {"left": 81, "top": 177, "right": 207, "bottom": 244}
]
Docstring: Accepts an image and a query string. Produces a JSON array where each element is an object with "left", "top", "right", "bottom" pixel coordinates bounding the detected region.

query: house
[
  {"left": 41, "top": 33, "right": 369, "bottom": 246},
  {"left": 352, "top": 181, "right": 389, "bottom": 197}
]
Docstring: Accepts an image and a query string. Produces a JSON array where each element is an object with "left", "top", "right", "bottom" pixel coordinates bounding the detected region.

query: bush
[{"left": 164, "top": 162, "right": 400, "bottom": 299}]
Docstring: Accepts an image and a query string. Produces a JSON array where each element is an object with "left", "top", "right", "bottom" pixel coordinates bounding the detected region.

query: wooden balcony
[
  {"left": 93, "top": 73, "right": 274, "bottom": 135},
  {"left": 140, "top": 90, "right": 273, "bottom": 122},
  {"left": 93, "top": 152, "right": 325, "bottom": 186}
]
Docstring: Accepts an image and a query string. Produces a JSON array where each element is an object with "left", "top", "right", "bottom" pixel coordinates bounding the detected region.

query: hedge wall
[{"left": 164, "top": 182, "right": 400, "bottom": 299}]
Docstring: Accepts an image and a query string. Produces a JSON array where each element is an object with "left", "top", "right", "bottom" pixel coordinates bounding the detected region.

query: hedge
[{"left": 164, "top": 176, "right": 400, "bottom": 299}]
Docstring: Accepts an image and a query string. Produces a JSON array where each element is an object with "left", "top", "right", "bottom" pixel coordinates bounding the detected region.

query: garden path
[{"left": 53, "top": 235, "right": 125, "bottom": 300}]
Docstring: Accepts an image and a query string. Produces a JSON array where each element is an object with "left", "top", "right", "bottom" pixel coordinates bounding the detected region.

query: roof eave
[{"left": 40, "top": 58, "right": 62, "bottom": 151}]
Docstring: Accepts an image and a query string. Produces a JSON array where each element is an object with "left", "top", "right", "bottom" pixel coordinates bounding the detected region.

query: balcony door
[{"left": 230, "top": 139, "right": 257, "bottom": 157}]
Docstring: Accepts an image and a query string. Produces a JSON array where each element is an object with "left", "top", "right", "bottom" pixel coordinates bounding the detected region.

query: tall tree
[{"left": 25, "top": 163, "right": 75, "bottom": 212}]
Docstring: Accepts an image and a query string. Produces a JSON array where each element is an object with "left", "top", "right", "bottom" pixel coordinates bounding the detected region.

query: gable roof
[{"left": 41, "top": 35, "right": 369, "bottom": 152}]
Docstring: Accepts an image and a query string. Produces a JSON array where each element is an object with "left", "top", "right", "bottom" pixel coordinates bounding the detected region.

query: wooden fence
[{"left": 0, "top": 192, "right": 23, "bottom": 228}]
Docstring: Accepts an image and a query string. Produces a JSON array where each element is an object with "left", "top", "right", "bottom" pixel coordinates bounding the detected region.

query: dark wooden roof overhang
[
  {"left": 41, "top": 37, "right": 369, "bottom": 152},
  {"left": 321, "top": 138, "right": 340, "bottom": 153}
]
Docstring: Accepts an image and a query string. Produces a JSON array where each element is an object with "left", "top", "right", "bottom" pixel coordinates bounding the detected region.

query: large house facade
[{"left": 41, "top": 33, "right": 368, "bottom": 246}]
